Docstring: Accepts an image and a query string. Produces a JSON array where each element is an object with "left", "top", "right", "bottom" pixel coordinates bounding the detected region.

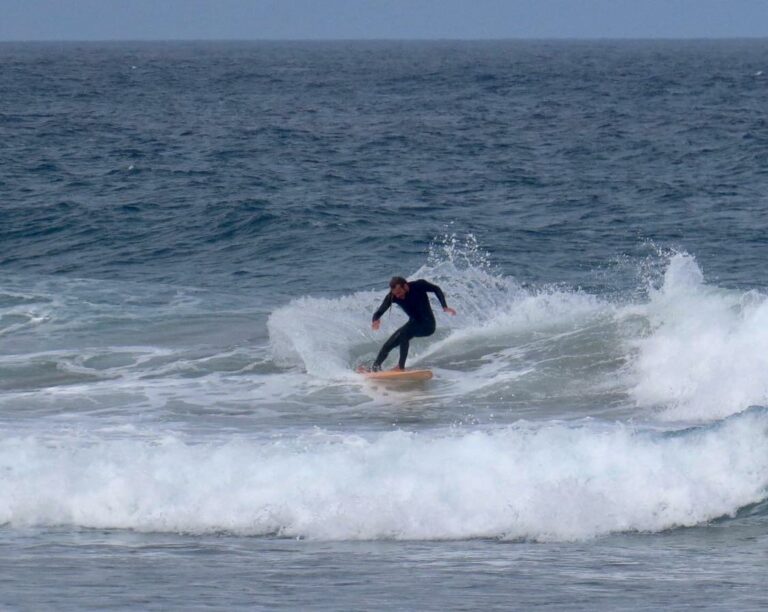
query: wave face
[
  {"left": 1, "top": 408, "right": 765, "bottom": 540},
  {"left": 269, "top": 240, "right": 768, "bottom": 424}
]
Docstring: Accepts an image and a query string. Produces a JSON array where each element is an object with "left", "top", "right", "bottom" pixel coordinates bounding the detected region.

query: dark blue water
[
  {"left": 2, "top": 41, "right": 768, "bottom": 610},
  {"left": 5, "top": 41, "right": 768, "bottom": 295}
]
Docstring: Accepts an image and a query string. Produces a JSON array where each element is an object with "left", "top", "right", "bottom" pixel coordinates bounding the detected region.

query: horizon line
[{"left": 2, "top": 36, "right": 768, "bottom": 44}]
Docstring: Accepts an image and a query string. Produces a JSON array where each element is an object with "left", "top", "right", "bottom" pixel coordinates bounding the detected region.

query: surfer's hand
[
  {"left": 444, "top": 307, "right": 457, "bottom": 316},
  {"left": 372, "top": 320, "right": 381, "bottom": 331}
]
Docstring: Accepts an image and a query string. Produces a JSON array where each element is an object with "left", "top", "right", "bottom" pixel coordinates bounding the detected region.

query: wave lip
[{"left": 1, "top": 408, "right": 765, "bottom": 541}]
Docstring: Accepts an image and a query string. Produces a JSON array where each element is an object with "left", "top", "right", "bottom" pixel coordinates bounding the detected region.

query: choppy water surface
[{"left": 2, "top": 40, "right": 768, "bottom": 610}]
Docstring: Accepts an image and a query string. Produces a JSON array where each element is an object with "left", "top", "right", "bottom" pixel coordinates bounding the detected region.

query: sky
[{"left": 2, "top": 0, "right": 768, "bottom": 41}]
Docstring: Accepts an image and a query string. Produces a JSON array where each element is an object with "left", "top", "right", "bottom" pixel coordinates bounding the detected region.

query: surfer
[{"left": 365, "top": 276, "right": 456, "bottom": 371}]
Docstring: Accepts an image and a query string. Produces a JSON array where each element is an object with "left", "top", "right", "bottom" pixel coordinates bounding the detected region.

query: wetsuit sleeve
[
  {"left": 421, "top": 280, "right": 448, "bottom": 309},
  {"left": 373, "top": 293, "right": 393, "bottom": 322}
]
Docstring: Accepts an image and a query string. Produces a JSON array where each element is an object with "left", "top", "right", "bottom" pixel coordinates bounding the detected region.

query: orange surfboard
[{"left": 356, "top": 367, "right": 433, "bottom": 381}]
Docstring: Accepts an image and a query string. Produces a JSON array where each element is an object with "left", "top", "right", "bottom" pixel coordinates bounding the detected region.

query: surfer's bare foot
[{"left": 390, "top": 366, "right": 404, "bottom": 371}]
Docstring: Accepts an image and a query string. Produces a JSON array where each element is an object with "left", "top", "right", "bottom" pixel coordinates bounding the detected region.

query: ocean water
[{"left": 2, "top": 40, "right": 768, "bottom": 610}]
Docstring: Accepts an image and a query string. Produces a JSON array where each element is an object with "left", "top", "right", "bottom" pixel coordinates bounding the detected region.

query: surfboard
[{"left": 356, "top": 367, "right": 433, "bottom": 381}]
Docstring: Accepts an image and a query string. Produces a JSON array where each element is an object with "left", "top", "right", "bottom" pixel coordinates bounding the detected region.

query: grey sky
[{"left": 2, "top": 0, "right": 768, "bottom": 41}]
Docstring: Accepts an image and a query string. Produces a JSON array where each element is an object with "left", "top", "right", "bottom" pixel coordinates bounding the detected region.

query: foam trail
[{"left": 1, "top": 408, "right": 766, "bottom": 541}]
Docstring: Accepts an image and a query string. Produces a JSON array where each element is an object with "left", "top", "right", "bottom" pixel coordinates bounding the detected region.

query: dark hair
[{"left": 389, "top": 276, "right": 408, "bottom": 289}]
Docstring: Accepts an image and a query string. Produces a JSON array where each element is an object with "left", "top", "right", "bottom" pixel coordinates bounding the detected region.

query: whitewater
[{"left": 2, "top": 243, "right": 767, "bottom": 546}]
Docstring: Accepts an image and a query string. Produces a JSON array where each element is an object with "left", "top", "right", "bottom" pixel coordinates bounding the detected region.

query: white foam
[
  {"left": 626, "top": 253, "right": 768, "bottom": 420},
  {"left": 1, "top": 408, "right": 765, "bottom": 540}
]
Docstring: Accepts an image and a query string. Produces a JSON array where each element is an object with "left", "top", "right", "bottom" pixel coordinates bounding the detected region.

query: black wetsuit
[{"left": 372, "top": 279, "right": 448, "bottom": 369}]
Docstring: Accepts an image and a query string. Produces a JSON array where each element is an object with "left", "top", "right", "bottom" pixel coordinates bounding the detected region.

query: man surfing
[{"left": 359, "top": 276, "right": 456, "bottom": 372}]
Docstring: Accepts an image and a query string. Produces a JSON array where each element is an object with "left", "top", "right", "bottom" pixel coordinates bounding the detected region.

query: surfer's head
[{"left": 389, "top": 276, "right": 408, "bottom": 299}]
